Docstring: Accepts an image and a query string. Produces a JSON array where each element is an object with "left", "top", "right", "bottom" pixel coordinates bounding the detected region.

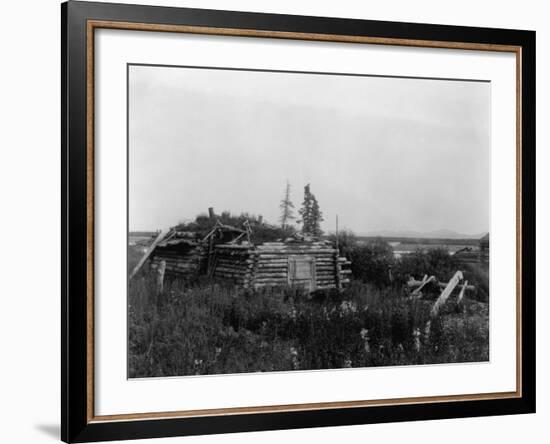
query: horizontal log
[
  {"left": 163, "top": 270, "right": 190, "bottom": 276},
  {"left": 214, "top": 275, "right": 248, "bottom": 282},
  {"left": 215, "top": 264, "right": 251, "bottom": 270},
  {"left": 160, "top": 260, "right": 196, "bottom": 267},
  {"left": 214, "top": 255, "right": 252, "bottom": 260},
  {"left": 216, "top": 259, "right": 251, "bottom": 265},
  {"left": 252, "top": 277, "right": 288, "bottom": 283},
  {"left": 214, "top": 267, "right": 248, "bottom": 273},
  {"left": 153, "top": 258, "right": 200, "bottom": 265},
  {"left": 163, "top": 266, "right": 196, "bottom": 273},
  {"left": 259, "top": 252, "right": 335, "bottom": 256},
  {"left": 153, "top": 255, "right": 202, "bottom": 262},
  {"left": 261, "top": 242, "right": 330, "bottom": 247},
  {"left": 154, "top": 248, "right": 201, "bottom": 254},
  {"left": 214, "top": 271, "right": 250, "bottom": 277},
  {"left": 255, "top": 264, "right": 286, "bottom": 269},
  {"left": 215, "top": 267, "right": 251, "bottom": 272},
  {"left": 407, "top": 279, "right": 476, "bottom": 291},
  {"left": 157, "top": 257, "right": 197, "bottom": 263},
  {"left": 215, "top": 245, "right": 253, "bottom": 250},
  {"left": 255, "top": 262, "right": 287, "bottom": 266},
  {"left": 259, "top": 253, "right": 330, "bottom": 258},
  {"left": 158, "top": 262, "right": 198, "bottom": 270},
  {"left": 214, "top": 263, "right": 252, "bottom": 269},
  {"left": 256, "top": 250, "right": 337, "bottom": 255},
  {"left": 256, "top": 271, "right": 288, "bottom": 276},
  {"left": 256, "top": 248, "right": 334, "bottom": 253},
  {"left": 213, "top": 269, "right": 247, "bottom": 276},
  {"left": 216, "top": 256, "right": 253, "bottom": 261},
  {"left": 214, "top": 264, "right": 249, "bottom": 270}
]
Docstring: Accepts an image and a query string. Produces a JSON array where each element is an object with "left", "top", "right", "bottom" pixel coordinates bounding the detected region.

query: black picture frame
[{"left": 61, "top": 1, "right": 536, "bottom": 442}]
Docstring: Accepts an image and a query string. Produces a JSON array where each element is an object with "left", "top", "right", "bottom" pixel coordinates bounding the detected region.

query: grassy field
[{"left": 128, "top": 243, "right": 489, "bottom": 378}]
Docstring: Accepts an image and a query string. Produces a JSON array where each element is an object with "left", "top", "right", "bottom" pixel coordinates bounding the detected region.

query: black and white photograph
[{"left": 127, "top": 64, "right": 491, "bottom": 378}]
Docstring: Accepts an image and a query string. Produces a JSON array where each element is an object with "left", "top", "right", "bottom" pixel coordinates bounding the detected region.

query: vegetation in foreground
[{"left": 128, "top": 241, "right": 489, "bottom": 378}]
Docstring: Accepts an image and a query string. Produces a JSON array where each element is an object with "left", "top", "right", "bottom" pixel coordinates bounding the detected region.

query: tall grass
[{"left": 128, "top": 274, "right": 489, "bottom": 378}]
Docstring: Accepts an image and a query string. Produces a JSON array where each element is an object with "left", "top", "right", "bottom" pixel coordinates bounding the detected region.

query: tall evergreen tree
[
  {"left": 298, "top": 184, "right": 324, "bottom": 237},
  {"left": 279, "top": 181, "right": 295, "bottom": 229}
]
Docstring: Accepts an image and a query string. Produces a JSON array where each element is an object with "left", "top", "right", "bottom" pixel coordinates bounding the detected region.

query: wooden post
[
  {"left": 456, "top": 279, "right": 468, "bottom": 313},
  {"left": 207, "top": 235, "right": 214, "bottom": 274},
  {"left": 430, "top": 271, "right": 463, "bottom": 317},
  {"left": 156, "top": 260, "right": 166, "bottom": 296},
  {"left": 335, "top": 215, "right": 339, "bottom": 252},
  {"left": 334, "top": 215, "right": 343, "bottom": 291},
  {"left": 334, "top": 252, "right": 342, "bottom": 292},
  {"left": 129, "top": 229, "right": 168, "bottom": 280},
  {"left": 208, "top": 207, "right": 215, "bottom": 220}
]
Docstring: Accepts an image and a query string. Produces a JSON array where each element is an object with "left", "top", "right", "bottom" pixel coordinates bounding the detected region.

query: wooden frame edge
[
  {"left": 88, "top": 19, "right": 522, "bottom": 52},
  {"left": 90, "top": 391, "right": 520, "bottom": 423},
  {"left": 83, "top": 17, "right": 526, "bottom": 426}
]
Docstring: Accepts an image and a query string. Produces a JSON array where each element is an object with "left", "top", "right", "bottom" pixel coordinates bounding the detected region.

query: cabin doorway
[{"left": 288, "top": 256, "right": 317, "bottom": 291}]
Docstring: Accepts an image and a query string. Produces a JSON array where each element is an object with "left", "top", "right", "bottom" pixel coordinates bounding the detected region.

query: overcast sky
[{"left": 129, "top": 65, "right": 490, "bottom": 235}]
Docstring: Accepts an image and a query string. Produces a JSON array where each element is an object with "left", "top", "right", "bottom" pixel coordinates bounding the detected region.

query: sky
[{"left": 128, "top": 65, "right": 490, "bottom": 235}]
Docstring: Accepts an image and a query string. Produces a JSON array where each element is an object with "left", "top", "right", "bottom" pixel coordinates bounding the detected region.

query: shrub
[
  {"left": 348, "top": 239, "right": 395, "bottom": 287},
  {"left": 460, "top": 262, "right": 490, "bottom": 302},
  {"left": 327, "top": 229, "right": 358, "bottom": 259},
  {"left": 391, "top": 247, "right": 457, "bottom": 298}
]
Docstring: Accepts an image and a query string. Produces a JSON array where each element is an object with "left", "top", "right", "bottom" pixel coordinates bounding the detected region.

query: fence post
[
  {"left": 430, "top": 271, "right": 463, "bottom": 317},
  {"left": 156, "top": 260, "right": 166, "bottom": 295}
]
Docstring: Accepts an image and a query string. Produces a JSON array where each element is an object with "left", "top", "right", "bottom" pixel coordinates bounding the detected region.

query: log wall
[
  {"left": 213, "top": 241, "right": 351, "bottom": 291},
  {"left": 150, "top": 244, "right": 206, "bottom": 278}
]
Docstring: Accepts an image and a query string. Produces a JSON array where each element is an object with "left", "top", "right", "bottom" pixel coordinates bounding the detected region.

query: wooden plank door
[{"left": 288, "top": 256, "right": 316, "bottom": 291}]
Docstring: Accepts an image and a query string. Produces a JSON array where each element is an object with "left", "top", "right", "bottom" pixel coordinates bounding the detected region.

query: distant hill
[{"left": 360, "top": 229, "right": 487, "bottom": 240}]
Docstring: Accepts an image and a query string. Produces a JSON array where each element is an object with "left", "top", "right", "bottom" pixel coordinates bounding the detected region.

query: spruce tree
[
  {"left": 310, "top": 195, "right": 324, "bottom": 236},
  {"left": 279, "top": 181, "right": 295, "bottom": 229},
  {"left": 298, "top": 184, "right": 324, "bottom": 237}
]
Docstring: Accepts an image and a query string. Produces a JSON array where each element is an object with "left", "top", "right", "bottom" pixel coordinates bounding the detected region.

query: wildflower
[
  {"left": 290, "top": 347, "right": 299, "bottom": 370},
  {"left": 360, "top": 328, "right": 370, "bottom": 353},
  {"left": 340, "top": 300, "right": 357, "bottom": 314},
  {"left": 413, "top": 328, "right": 421, "bottom": 352},
  {"left": 287, "top": 306, "right": 297, "bottom": 320},
  {"left": 194, "top": 359, "right": 203, "bottom": 366}
]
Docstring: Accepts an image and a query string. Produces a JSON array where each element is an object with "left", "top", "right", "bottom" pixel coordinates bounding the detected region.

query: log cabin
[
  {"left": 212, "top": 238, "right": 351, "bottom": 291},
  {"left": 145, "top": 225, "right": 351, "bottom": 292}
]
